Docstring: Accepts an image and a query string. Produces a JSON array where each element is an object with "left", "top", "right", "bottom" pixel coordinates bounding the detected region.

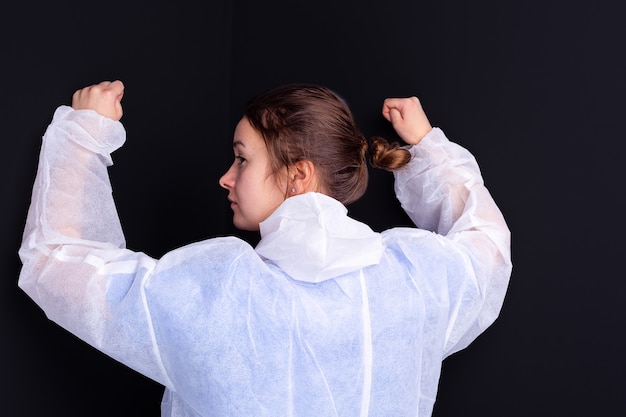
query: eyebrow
[{"left": 232, "top": 140, "right": 245, "bottom": 149}]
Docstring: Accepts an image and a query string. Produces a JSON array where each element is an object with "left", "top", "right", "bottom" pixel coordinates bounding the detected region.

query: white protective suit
[{"left": 18, "top": 106, "right": 512, "bottom": 417}]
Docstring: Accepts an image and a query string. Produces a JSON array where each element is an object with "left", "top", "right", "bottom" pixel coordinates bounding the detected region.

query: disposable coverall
[{"left": 18, "top": 106, "right": 512, "bottom": 417}]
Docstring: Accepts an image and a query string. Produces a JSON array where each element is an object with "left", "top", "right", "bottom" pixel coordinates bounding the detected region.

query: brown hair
[{"left": 244, "top": 83, "right": 411, "bottom": 205}]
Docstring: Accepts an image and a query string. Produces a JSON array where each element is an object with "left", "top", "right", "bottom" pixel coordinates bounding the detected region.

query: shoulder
[
  {"left": 145, "top": 236, "right": 274, "bottom": 312},
  {"left": 381, "top": 227, "right": 444, "bottom": 249},
  {"left": 152, "top": 236, "right": 262, "bottom": 280},
  {"left": 380, "top": 227, "right": 465, "bottom": 269}
]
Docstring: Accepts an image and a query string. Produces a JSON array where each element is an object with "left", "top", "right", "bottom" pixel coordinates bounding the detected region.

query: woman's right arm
[{"left": 385, "top": 97, "right": 512, "bottom": 357}]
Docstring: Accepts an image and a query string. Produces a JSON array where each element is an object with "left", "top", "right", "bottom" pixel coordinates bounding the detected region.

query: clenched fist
[
  {"left": 382, "top": 96, "right": 432, "bottom": 146},
  {"left": 72, "top": 80, "right": 125, "bottom": 121}
]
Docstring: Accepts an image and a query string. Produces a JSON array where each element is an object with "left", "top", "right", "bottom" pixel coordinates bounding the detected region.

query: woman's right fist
[{"left": 382, "top": 96, "right": 432, "bottom": 146}]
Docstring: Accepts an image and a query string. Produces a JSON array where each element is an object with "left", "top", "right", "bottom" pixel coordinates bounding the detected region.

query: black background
[{"left": 2, "top": 0, "right": 624, "bottom": 416}]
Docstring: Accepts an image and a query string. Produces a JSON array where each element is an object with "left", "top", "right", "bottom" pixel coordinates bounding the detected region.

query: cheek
[
  {"left": 254, "top": 177, "right": 284, "bottom": 211},
  {"left": 265, "top": 175, "right": 287, "bottom": 200},
  {"left": 236, "top": 173, "right": 255, "bottom": 196}
]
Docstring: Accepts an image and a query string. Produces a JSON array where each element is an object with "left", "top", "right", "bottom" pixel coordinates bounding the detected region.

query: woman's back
[{"left": 18, "top": 81, "right": 511, "bottom": 417}]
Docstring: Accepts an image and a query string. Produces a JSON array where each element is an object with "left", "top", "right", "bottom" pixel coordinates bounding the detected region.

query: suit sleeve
[
  {"left": 18, "top": 106, "right": 173, "bottom": 387},
  {"left": 394, "top": 127, "right": 512, "bottom": 357}
]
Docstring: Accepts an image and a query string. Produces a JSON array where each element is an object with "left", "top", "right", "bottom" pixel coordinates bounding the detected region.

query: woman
[{"left": 18, "top": 80, "right": 511, "bottom": 416}]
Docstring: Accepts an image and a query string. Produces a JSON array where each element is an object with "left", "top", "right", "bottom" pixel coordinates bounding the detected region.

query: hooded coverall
[{"left": 18, "top": 106, "right": 512, "bottom": 416}]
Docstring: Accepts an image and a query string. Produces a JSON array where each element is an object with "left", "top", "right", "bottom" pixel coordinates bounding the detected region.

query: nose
[{"left": 219, "top": 165, "right": 234, "bottom": 190}]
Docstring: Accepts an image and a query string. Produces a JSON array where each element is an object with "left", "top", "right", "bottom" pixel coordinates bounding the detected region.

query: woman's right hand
[
  {"left": 72, "top": 80, "right": 125, "bottom": 121},
  {"left": 382, "top": 96, "right": 432, "bottom": 146}
]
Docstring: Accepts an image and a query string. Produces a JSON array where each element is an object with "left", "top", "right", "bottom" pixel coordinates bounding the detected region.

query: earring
[{"left": 291, "top": 188, "right": 296, "bottom": 194}]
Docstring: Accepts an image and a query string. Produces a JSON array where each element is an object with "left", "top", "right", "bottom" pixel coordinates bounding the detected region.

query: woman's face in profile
[{"left": 219, "top": 117, "right": 286, "bottom": 231}]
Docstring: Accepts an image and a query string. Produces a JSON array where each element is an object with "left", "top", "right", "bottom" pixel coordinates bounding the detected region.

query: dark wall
[{"left": 2, "top": 0, "right": 624, "bottom": 416}]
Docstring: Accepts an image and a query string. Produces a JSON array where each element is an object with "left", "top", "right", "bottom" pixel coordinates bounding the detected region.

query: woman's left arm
[{"left": 18, "top": 82, "right": 172, "bottom": 387}]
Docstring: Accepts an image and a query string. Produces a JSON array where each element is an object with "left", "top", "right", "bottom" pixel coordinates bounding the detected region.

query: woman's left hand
[{"left": 72, "top": 80, "right": 125, "bottom": 121}]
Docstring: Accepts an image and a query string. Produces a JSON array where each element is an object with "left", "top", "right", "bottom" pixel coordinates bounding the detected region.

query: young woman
[{"left": 18, "top": 80, "right": 511, "bottom": 416}]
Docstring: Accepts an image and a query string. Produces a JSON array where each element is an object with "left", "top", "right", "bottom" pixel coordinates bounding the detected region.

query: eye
[{"left": 235, "top": 155, "right": 246, "bottom": 165}]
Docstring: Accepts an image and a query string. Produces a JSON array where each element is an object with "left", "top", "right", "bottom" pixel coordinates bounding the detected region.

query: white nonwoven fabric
[{"left": 18, "top": 106, "right": 512, "bottom": 417}]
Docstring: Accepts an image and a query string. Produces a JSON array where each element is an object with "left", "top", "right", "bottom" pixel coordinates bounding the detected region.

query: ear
[{"left": 290, "top": 160, "right": 319, "bottom": 195}]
